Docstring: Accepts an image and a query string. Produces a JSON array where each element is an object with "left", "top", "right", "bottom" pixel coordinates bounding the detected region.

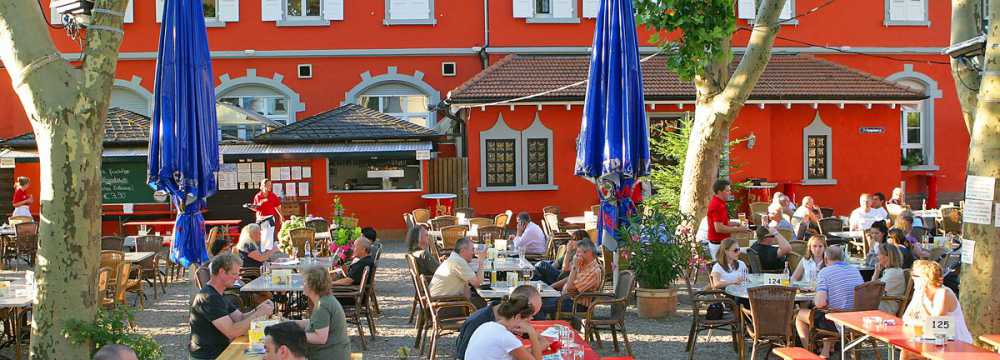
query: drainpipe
[{"left": 481, "top": 0, "right": 490, "bottom": 69}]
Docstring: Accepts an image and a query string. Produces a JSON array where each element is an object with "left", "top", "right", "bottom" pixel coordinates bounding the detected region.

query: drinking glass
[
  {"left": 559, "top": 326, "right": 575, "bottom": 347},
  {"left": 290, "top": 246, "right": 299, "bottom": 259},
  {"left": 522, "top": 271, "right": 532, "bottom": 283}
]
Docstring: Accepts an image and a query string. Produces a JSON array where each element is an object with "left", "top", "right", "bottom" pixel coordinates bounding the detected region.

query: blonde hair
[
  {"left": 714, "top": 238, "right": 740, "bottom": 273},
  {"left": 15, "top": 176, "right": 28, "bottom": 188},
  {"left": 302, "top": 265, "right": 331, "bottom": 296},
  {"left": 237, "top": 223, "right": 261, "bottom": 249},
  {"left": 878, "top": 242, "right": 902, "bottom": 269},
  {"left": 804, "top": 235, "right": 827, "bottom": 261},
  {"left": 913, "top": 260, "right": 944, "bottom": 288}
]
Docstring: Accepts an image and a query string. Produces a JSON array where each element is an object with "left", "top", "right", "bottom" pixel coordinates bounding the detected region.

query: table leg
[{"left": 13, "top": 308, "right": 21, "bottom": 360}]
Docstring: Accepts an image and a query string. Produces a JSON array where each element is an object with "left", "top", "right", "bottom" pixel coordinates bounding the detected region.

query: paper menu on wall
[
  {"left": 218, "top": 172, "right": 238, "bottom": 190},
  {"left": 237, "top": 172, "right": 252, "bottom": 184},
  {"left": 251, "top": 162, "right": 265, "bottom": 172},
  {"left": 272, "top": 183, "right": 283, "bottom": 197},
  {"left": 252, "top": 173, "right": 265, "bottom": 184},
  {"left": 965, "top": 175, "right": 996, "bottom": 201},
  {"left": 280, "top": 167, "right": 291, "bottom": 181},
  {"left": 291, "top": 167, "right": 302, "bottom": 180},
  {"left": 962, "top": 239, "right": 975, "bottom": 264},
  {"left": 298, "top": 182, "right": 309, "bottom": 197},
  {"left": 285, "top": 182, "right": 297, "bottom": 197},
  {"left": 302, "top": 167, "right": 311, "bottom": 178},
  {"left": 963, "top": 199, "right": 992, "bottom": 225},
  {"left": 271, "top": 167, "right": 282, "bottom": 180},
  {"left": 238, "top": 163, "right": 252, "bottom": 173}
]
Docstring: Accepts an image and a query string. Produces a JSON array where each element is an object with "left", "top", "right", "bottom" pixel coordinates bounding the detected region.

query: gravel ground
[{"left": 0, "top": 240, "right": 881, "bottom": 359}]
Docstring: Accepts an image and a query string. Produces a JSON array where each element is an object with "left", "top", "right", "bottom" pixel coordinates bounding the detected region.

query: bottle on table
[{"left": 782, "top": 262, "right": 791, "bottom": 286}]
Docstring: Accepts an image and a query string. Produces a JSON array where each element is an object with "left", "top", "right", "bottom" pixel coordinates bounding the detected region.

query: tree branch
[
  {"left": 951, "top": 0, "right": 983, "bottom": 134},
  {"left": 717, "top": 0, "right": 786, "bottom": 113},
  {"left": 0, "top": 0, "right": 77, "bottom": 123}
]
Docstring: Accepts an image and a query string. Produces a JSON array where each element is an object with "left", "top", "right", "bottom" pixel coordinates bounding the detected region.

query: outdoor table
[
  {"left": 826, "top": 310, "right": 1000, "bottom": 360},
  {"left": 724, "top": 283, "right": 816, "bottom": 302},
  {"left": 268, "top": 257, "right": 335, "bottom": 270},
  {"left": 0, "top": 271, "right": 34, "bottom": 360},
  {"left": 123, "top": 235, "right": 172, "bottom": 249},
  {"left": 0, "top": 227, "right": 14, "bottom": 236},
  {"left": 911, "top": 209, "right": 941, "bottom": 218},
  {"left": 772, "top": 347, "right": 822, "bottom": 360},
  {"left": 123, "top": 251, "right": 155, "bottom": 264},
  {"left": 472, "top": 257, "right": 534, "bottom": 272},
  {"left": 528, "top": 320, "right": 600, "bottom": 360},
  {"left": 477, "top": 281, "right": 561, "bottom": 299},
  {"left": 827, "top": 230, "right": 864, "bottom": 239},
  {"left": 216, "top": 335, "right": 258, "bottom": 360},
  {"left": 980, "top": 335, "right": 1000, "bottom": 352},
  {"left": 563, "top": 215, "right": 597, "bottom": 230},
  {"left": 421, "top": 193, "right": 457, "bottom": 217},
  {"left": 240, "top": 273, "right": 305, "bottom": 292}
]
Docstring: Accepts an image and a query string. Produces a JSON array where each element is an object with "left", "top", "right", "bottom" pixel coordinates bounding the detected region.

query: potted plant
[
  {"left": 63, "top": 307, "right": 163, "bottom": 360},
  {"left": 277, "top": 215, "right": 307, "bottom": 254},
  {"left": 620, "top": 204, "right": 700, "bottom": 318}
]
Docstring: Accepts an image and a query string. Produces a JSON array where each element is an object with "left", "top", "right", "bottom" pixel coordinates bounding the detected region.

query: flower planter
[{"left": 635, "top": 287, "right": 677, "bottom": 318}]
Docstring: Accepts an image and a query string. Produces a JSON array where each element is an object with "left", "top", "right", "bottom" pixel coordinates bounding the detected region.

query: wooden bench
[
  {"left": 773, "top": 347, "right": 823, "bottom": 360},
  {"left": 982, "top": 335, "right": 1000, "bottom": 352}
]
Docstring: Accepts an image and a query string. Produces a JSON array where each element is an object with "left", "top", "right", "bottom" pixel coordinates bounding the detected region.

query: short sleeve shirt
[
  {"left": 750, "top": 243, "right": 786, "bottom": 272},
  {"left": 189, "top": 285, "right": 238, "bottom": 359},
  {"left": 347, "top": 255, "right": 374, "bottom": 285},
  {"left": 307, "top": 295, "right": 351, "bottom": 360},
  {"left": 706, "top": 196, "right": 730, "bottom": 243},
  {"left": 711, "top": 261, "right": 748, "bottom": 284},
  {"left": 238, "top": 241, "right": 262, "bottom": 269},
  {"left": 456, "top": 305, "right": 497, "bottom": 360},
  {"left": 430, "top": 252, "right": 476, "bottom": 298},
  {"left": 464, "top": 321, "right": 523, "bottom": 360},
  {"left": 253, "top": 191, "right": 281, "bottom": 219},
  {"left": 816, "top": 262, "right": 864, "bottom": 310},
  {"left": 12, "top": 188, "right": 28, "bottom": 205},
  {"left": 567, "top": 259, "right": 603, "bottom": 306}
]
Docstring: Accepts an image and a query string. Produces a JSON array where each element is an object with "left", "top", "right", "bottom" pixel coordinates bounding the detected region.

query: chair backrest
[
  {"left": 786, "top": 252, "right": 803, "bottom": 278},
  {"left": 402, "top": 213, "right": 415, "bottom": 231},
  {"left": 542, "top": 206, "right": 560, "bottom": 216},
  {"left": 819, "top": 207, "right": 835, "bottom": 218},
  {"left": 746, "top": 247, "right": 763, "bottom": 274},
  {"left": 96, "top": 267, "right": 112, "bottom": 303},
  {"left": 134, "top": 235, "right": 163, "bottom": 269},
  {"left": 101, "top": 236, "right": 125, "bottom": 251},
  {"left": 14, "top": 222, "right": 38, "bottom": 249},
  {"left": 732, "top": 231, "right": 753, "bottom": 248},
  {"left": 305, "top": 218, "right": 330, "bottom": 233},
  {"left": 940, "top": 207, "right": 962, "bottom": 235},
  {"left": 602, "top": 250, "right": 614, "bottom": 284},
  {"left": 819, "top": 217, "right": 845, "bottom": 234},
  {"left": 543, "top": 212, "right": 561, "bottom": 236},
  {"left": 749, "top": 202, "right": 769, "bottom": 218},
  {"left": 240, "top": 267, "right": 261, "bottom": 283},
  {"left": 610, "top": 270, "right": 636, "bottom": 320},
  {"left": 371, "top": 241, "right": 384, "bottom": 262},
  {"left": 468, "top": 217, "right": 493, "bottom": 228},
  {"left": 896, "top": 269, "right": 915, "bottom": 317},
  {"left": 910, "top": 226, "right": 927, "bottom": 240},
  {"left": 8, "top": 216, "right": 33, "bottom": 225},
  {"left": 195, "top": 265, "right": 211, "bottom": 289},
  {"left": 747, "top": 285, "right": 797, "bottom": 338},
  {"left": 590, "top": 205, "right": 600, "bottom": 216},
  {"left": 852, "top": 280, "right": 886, "bottom": 311},
  {"left": 430, "top": 216, "right": 457, "bottom": 230},
  {"left": 778, "top": 229, "right": 794, "bottom": 242},
  {"left": 454, "top": 207, "right": 475, "bottom": 219},
  {"left": 477, "top": 225, "right": 504, "bottom": 243},
  {"left": 412, "top": 208, "right": 431, "bottom": 224},
  {"left": 789, "top": 240, "right": 807, "bottom": 259},
  {"left": 494, "top": 212, "right": 510, "bottom": 228},
  {"left": 405, "top": 254, "right": 427, "bottom": 305},
  {"left": 440, "top": 225, "right": 467, "bottom": 251},
  {"left": 289, "top": 228, "right": 315, "bottom": 255},
  {"left": 100, "top": 250, "right": 127, "bottom": 302}
]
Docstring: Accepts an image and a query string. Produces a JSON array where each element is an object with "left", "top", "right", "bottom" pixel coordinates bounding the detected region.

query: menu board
[{"left": 102, "top": 162, "right": 155, "bottom": 203}]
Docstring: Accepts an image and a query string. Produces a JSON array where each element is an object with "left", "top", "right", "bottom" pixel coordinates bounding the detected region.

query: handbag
[{"left": 706, "top": 302, "right": 725, "bottom": 320}]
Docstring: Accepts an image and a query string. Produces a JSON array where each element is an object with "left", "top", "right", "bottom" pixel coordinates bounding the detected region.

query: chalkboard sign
[{"left": 102, "top": 162, "right": 155, "bottom": 203}]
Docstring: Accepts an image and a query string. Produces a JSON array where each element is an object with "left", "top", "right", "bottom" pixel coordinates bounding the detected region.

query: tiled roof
[
  {"left": 254, "top": 104, "right": 439, "bottom": 143},
  {"left": 448, "top": 54, "right": 926, "bottom": 103},
  {"left": 1, "top": 107, "right": 149, "bottom": 148}
]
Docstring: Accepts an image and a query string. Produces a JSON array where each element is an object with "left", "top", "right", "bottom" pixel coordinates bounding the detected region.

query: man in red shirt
[
  {"left": 706, "top": 179, "right": 749, "bottom": 260},
  {"left": 249, "top": 179, "right": 283, "bottom": 251},
  {"left": 11, "top": 176, "right": 32, "bottom": 218}
]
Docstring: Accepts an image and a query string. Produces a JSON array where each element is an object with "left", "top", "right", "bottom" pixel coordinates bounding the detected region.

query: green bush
[
  {"left": 277, "top": 215, "right": 308, "bottom": 254},
  {"left": 620, "top": 205, "right": 702, "bottom": 289},
  {"left": 63, "top": 307, "right": 162, "bottom": 360}
]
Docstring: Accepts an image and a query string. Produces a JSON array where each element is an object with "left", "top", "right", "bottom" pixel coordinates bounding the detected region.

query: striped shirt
[
  {"left": 816, "top": 262, "right": 863, "bottom": 310},
  {"left": 567, "top": 259, "right": 603, "bottom": 306}
]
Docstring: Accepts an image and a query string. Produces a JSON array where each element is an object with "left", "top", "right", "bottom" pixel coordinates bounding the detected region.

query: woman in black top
[
  {"left": 887, "top": 228, "right": 915, "bottom": 269},
  {"left": 237, "top": 223, "right": 277, "bottom": 270}
]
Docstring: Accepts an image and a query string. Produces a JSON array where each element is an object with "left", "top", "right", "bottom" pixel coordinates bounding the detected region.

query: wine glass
[{"left": 290, "top": 246, "right": 299, "bottom": 259}]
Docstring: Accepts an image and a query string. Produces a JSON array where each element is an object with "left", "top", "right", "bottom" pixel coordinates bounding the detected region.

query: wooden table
[
  {"left": 980, "top": 335, "right": 1000, "bottom": 352},
  {"left": 216, "top": 335, "right": 259, "bottom": 360},
  {"left": 528, "top": 320, "right": 600, "bottom": 360},
  {"left": 0, "top": 271, "right": 34, "bottom": 360},
  {"left": 826, "top": 310, "right": 1000, "bottom": 360},
  {"left": 772, "top": 347, "right": 823, "bottom": 360},
  {"left": 827, "top": 230, "right": 864, "bottom": 239},
  {"left": 123, "top": 251, "right": 155, "bottom": 263},
  {"left": 477, "top": 281, "right": 561, "bottom": 299}
]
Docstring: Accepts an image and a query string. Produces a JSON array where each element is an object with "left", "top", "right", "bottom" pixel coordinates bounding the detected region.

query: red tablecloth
[{"left": 525, "top": 320, "right": 601, "bottom": 360}]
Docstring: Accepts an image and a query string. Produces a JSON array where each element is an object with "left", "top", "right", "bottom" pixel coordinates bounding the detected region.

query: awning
[{"left": 0, "top": 141, "right": 433, "bottom": 160}]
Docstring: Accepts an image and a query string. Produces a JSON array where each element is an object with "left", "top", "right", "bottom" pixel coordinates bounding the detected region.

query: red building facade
[{"left": 0, "top": 0, "right": 966, "bottom": 229}]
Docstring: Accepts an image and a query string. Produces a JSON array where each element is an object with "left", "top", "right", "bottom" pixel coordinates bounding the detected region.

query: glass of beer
[
  {"left": 738, "top": 213, "right": 748, "bottom": 226},
  {"left": 249, "top": 321, "right": 265, "bottom": 348}
]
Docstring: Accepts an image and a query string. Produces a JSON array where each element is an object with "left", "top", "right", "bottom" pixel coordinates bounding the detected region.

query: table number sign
[
  {"left": 924, "top": 316, "right": 955, "bottom": 340},
  {"left": 761, "top": 274, "right": 789, "bottom": 285}
]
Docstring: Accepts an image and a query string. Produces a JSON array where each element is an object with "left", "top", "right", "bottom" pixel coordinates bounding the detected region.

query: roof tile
[{"left": 254, "top": 104, "right": 438, "bottom": 143}]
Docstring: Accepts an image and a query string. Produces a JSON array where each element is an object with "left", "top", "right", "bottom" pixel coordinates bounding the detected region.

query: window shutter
[
  {"left": 123, "top": 0, "right": 134, "bottom": 23},
  {"left": 390, "top": 0, "right": 431, "bottom": 20},
  {"left": 219, "top": 0, "right": 239, "bottom": 21},
  {"left": 889, "top": 0, "right": 912, "bottom": 21},
  {"left": 552, "top": 0, "right": 572, "bottom": 18},
  {"left": 322, "top": 0, "right": 344, "bottom": 20},
  {"left": 261, "top": 0, "right": 282, "bottom": 21},
  {"left": 155, "top": 0, "right": 164, "bottom": 22},
  {"left": 779, "top": 0, "right": 792, "bottom": 20},
  {"left": 582, "top": 0, "right": 598, "bottom": 18},
  {"left": 737, "top": 0, "right": 756, "bottom": 19},
  {"left": 907, "top": 0, "right": 926, "bottom": 21},
  {"left": 512, "top": 0, "right": 532, "bottom": 18}
]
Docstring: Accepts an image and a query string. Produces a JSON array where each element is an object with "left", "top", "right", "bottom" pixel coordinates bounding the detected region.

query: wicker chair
[
  {"left": 807, "top": 281, "right": 886, "bottom": 354},
  {"left": 910, "top": 226, "right": 928, "bottom": 241},
  {"left": 494, "top": 210, "right": 513, "bottom": 228},
  {"left": 733, "top": 231, "right": 754, "bottom": 248},
  {"left": 750, "top": 202, "right": 769, "bottom": 219},
  {"left": 429, "top": 216, "right": 457, "bottom": 231},
  {"left": 412, "top": 208, "right": 431, "bottom": 224},
  {"left": 438, "top": 225, "right": 467, "bottom": 252},
  {"left": 939, "top": 207, "right": 962, "bottom": 235},
  {"left": 468, "top": 217, "right": 494, "bottom": 229},
  {"left": 333, "top": 267, "right": 374, "bottom": 350},
  {"left": 687, "top": 289, "right": 744, "bottom": 360},
  {"left": 740, "top": 285, "right": 798, "bottom": 359},
  {"left": 571, "top": 270, "right": 636, "bottom": 356},
  {"left": 882, "top": 269, "right": 914, "bottom": 318},
  {"left": 97, "top": 267, "right": 115, "bottom": 309},
  {"left": 477, "top": 225, "right": 504, "bottom": 243},
  {"left": 99, "top": 251, "right": 131, "bottom": 306},
  {"left": 101, "top": 236, "right": 125, "bottom": 251},
  {"left": 745, "top": 247, "right": 764, "bottom": 274},
  {"left": 411, "top": 269, "right": 474, "bottom": 360},
  {"left": 368, "top": 242, "right": 384, "bottom": 317},
  {"left": 133, "top": 236, "right": 166, "bottom": 298},
  {"left": 13, "top": 222, "right": 37, "bottom": 266},
  {"left": 591, "top": 205, "right": 601, "bottom": 216},
  {"left": 194, "top": 264, "right": 211, "bottom": 289},
  {"left": 542, "top": 205, "right": 561, "bottom": 216},
  {"left": 778, "top": 229, "right": 795, "bottom": 242},
  {"left": 454, "top": 207, "right": 475, "bottom": 219},
  {"left": 288, "top": 228, "right": 315, "bottom": 256},
  {"left": 819, "top": 207, "right": 835, "bottom": 218}
]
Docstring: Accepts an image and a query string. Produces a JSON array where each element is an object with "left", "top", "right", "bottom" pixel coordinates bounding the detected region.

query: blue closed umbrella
[
  {"left": 148, "top": 0, "right": 220, "bottom": 268},
  {"left": 574, "top": 0, "right": 650, "bottom": 253}
]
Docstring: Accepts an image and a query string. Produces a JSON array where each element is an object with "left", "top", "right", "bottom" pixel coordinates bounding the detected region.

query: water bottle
[{"left": 782, "top": 263, "right": 791, "bottom": 286}]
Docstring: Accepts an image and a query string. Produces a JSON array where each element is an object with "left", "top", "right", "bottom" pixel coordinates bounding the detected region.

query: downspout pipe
[{"left": 481, "top": 0, "right": 490, "bottom": 69}]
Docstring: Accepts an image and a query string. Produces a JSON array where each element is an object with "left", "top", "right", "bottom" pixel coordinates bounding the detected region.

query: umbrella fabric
[
  {"left": 148, "top": 0, "right": 219, "bottom": 267},
  {"left": 574, "top": 0, "right": 650, "bottom": 250}
]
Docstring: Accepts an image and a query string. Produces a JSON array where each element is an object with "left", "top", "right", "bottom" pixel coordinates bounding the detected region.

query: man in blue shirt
[
  {"left": 795, "top": 245, "right": 863, "bottom": 358},
  {"left": 455, "top": 285, "right": 541, "bottom": 359}
]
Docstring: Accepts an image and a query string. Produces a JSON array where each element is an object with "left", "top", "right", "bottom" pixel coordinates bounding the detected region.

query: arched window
[
  {"left": 218, "top": 84, "right": 289, "bottom": 140},
  {"left": 359, "top": 83, "right": 430, "bottom": 128},
  {"left": 110, "top": 87, "right": 151, "bottom": 116}
]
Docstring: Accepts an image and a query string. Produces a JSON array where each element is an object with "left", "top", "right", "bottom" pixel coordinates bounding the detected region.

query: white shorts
[{"left": 707, "top": 242, "right": 721, "bottom": 262}]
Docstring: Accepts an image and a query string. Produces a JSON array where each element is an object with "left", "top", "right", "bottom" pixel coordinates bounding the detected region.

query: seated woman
[
  {"left": 293, "top": 266, "right": 351, "bottom": 359},
  {"left": 237, "top": 223, "right": 278, "bottom": 271},
  {"left": 709, "top": 238, "right": 747, "bottom": 290},
  {"left": 894, "top": 211, "right": 930, "bottom": 260},
  {"left": 791, "top": 235, "right": 826, "bottom": 283},
  {"left": 901, "top": 260, "right": 973, "bottom": 360},
  {"left": 864, "top": 221, "right": 889, "bottom": 268},
  {"left": 208, "top": 227, "right": 233, "bottom": 257},
  {"left": 874, "top": 243, "right": 906, "bottom": 315},
  {"left": 887, "top": 229, "right": 915, "bottom": 269},
  {"left": 465, "top": 295, "right": 548, "bottom": 360}
]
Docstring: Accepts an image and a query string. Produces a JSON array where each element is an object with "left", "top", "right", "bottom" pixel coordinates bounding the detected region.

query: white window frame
[
  {"left": 156, "top": 0, "right": 229, "bottom": 27},
  {"left": 901, "top": 109, "right": 924, "bottom": 165},
  {"left": 738, "top": 0, "right": 798, "bottom": 25},
  {"left": 271, "top": 0, "right": 342, "bottom": 26},
  {"left": 885, "top": 0, "right": 929, "bottom": 26},
  {"left": 478, "top": 113, "right": 557, "bottom": 192},
  {"left": 521, "top": 0, "right": 580, "bottom": 24},
  {"left": 384, "top": 0, "right": 436, "bottom": 25},
  {"left": 801, "top": 112, "right": 836, "bottom": 186},
  {"left": 326, "top": 158, "right": 425, "bottom": 193},
  {"left": 360, "top": 94, "right": 432, "bottom": 128},
  {"left": 218, "top": 94, "right": 290, "bottom": 140}
]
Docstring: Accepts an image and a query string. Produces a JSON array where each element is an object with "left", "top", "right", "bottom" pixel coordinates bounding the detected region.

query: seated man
[
  {"left": 263, "top": 321, "right": 309, "bottom": 360},
  {"left": 767, "top": 203, "right": 796, "bottom": 238},
  {"left": 795, "top": 246, "right": 863, "bottom": 358},
  {"left": 93, "top": 344, "right": 138, "bottom": 360},
  {"left": 361, "top": 226, "right": 377, "bottom": 243},
  {"left": 509, "top": 212, "right": 546, "bottom": 255},
  {"left": 429, "top": 237, "right": 487, "bottom": 308},
  {"left": 751, "top": 226, "right": 792, "bottom": 272},
  {"left": 532, "top": 231, "right": 583, "bottom": 285},
  {"left": 189, "top": 253, "right": 275, "bottom": 360},
  {"left": 455, "top": 285, "right": 543, "bottom": 360},
  {"left": 332, "top": 237, "right": 374, "bottom": 287},
  {"left": 408, "top": 226, "right": 440, "bottom": 276},
  {"left": 541, "top": 240, "right": 603, "bottom": 318}
]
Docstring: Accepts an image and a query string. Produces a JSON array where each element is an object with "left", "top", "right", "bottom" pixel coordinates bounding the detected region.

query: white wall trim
[
  {"left": 886, "top": 64, "right": 942, "bottom": 169},
  {"left": 884, "top": 0, "right": 931, "bottom": 27},
  {"left": 215, "top": 68, "right": 306, "bottom": 122},
  {"left": 342, "top": 66, "right": 441, "bottom": 127},
  {"left": 801, "top": 112, "right": 835, "bottom": 184},
  {"left": 521, "top": 113, "right": 555, "bottom": 186},
  {"left": 478, "top": 113, "right": 522, "bottom": 191},
  {"left": 112, "top": 76, "right": 153, "bottom": 115}
]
